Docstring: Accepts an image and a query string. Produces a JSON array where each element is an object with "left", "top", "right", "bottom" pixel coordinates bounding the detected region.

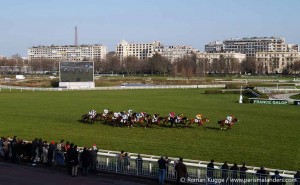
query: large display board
[{"left": 59, "top": 62, "right": 94, "bottom": 82}]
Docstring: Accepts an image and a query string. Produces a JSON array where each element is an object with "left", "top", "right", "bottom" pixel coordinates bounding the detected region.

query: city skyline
[{"left": 1, "top": 0, "right": 300, "bottom": 57}]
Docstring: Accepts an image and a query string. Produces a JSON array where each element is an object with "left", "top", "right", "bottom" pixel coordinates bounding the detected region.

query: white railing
[
  {"left": 0, "top": 84, "right": 225, "bottom": 92},
  {"left": 95, "top": 150, "right": 297, "bottom": 185}
]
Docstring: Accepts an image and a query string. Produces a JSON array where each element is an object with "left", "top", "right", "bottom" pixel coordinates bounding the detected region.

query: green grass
[
  {"left": 290, "top": 93, "right": 300, "bottom": 99},
  {"left": 0, "top": 88, "right": 299, "bottom": 170}
]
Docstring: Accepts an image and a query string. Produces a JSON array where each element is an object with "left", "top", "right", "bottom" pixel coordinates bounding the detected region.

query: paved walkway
[
  {"left": 0, "top": 162, "right": 174, "bottom": 185},
  {"left": 269, "top": 93, "right": 298, "bottom": 103}
]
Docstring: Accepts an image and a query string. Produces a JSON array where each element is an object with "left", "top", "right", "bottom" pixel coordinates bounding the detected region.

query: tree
[
  {"left": 40, "top": 58, "right": 55, "bottom": 74},
  {"left": 241, "top": 58, "right": 257, "bottom": 74},
  {"left": 30, "top": 60, "right": 42, "bottom": 74},
  {"left": 292, "top": 60, "right": 300, "bottom": 74},
  {"left": 106, "top": 54, "right": 121, "bottom": 74},
  {"left": 123, "top": 56, "right": 139, "bottom": 75}
]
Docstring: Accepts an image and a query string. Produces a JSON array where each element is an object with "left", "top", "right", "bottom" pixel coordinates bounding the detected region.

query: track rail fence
[
  {"left": 0, "top": 84, "right": 225, "bottom": 92},
  {"left": 95, "top": 150, "right": 297, "bottom": 185}
]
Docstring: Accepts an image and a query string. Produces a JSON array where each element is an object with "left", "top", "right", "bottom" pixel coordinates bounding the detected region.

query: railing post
[
  {"left": 115, "top": 156, "right": 118, "bottom": 173},
  {"left": 149, "top": 161, "right": 152, "bottom": 174}
]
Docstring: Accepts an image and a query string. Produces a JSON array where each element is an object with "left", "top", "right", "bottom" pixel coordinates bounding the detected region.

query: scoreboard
[{"left": 59, "top": 61, "right": 94, "bottom": 82}]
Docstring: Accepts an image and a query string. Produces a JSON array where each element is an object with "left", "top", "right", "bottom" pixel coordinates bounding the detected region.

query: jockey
[
  {"left": 113, "top": 112, "right": 121, "bottom": 120},
  {"left": 226, "top": 115, "right": 233, "bottom": 124},
  {"left": 103, "top": 108, "right": 109, "bottom": 117},
  {"left": 175, "top": 114, "right": 183, "bottom": 123},
  {"left": 141, "top": 112, "right": 147, "bottom": 117},
  {"left": 89, "top": 110, "right": 96, "bottom": 118},
  {"left": 128, "top": 109, "right": 133, "bottom": 116},
  {"left": 169, "top": 112, "right": 176, "bottom": 120},
  {"left": 152, "top": 114, "right": 158, "bottom": 123},
  {"left": 121, "top": 113, "right": 128, "bottom": 123},
  {"left": 195, "top": 114, "right": 202, "bottom": 122}
]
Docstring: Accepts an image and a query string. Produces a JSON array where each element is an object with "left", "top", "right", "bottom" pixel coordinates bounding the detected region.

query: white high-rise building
[
  {"left": 222, "top": 36, "right": 298, "bottom": 57},
  {"left": 154, "top": 45, "right": 199, "bottom": 63},
  {"left": 205, "top": 41, "right": 224, "bottom": 53},
  {"left": 116, "top": 40, "right": 161, "bottom": 60},
  {"left": 116, "top": 40, "right": 198, "bottom": 62},
  {"left": 28, "top": 44, "right": 107, "bottom": 61}
]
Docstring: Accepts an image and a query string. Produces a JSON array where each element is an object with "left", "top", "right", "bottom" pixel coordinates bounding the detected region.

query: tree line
[{"left": 1, "top": 53, "right": 300, "bottom": 76}]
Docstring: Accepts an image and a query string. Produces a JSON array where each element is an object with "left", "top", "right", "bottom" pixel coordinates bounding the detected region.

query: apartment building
[
  {"left": 205, "top": 37, "right": 298, "bottom": 58},
  {"left": 204, "top": 41, "right": 224, "bottom": 53},
  {"left": 116, "top": 40, "right": 161, "bottom": 60},
  {"left": 223, "top": 37, "right": 298, "bottom": 57},
  {"left": 256, "top": 51, "right": 300, "bottom": 73},
  {"left": 197, "top": 52, "right": 246, "bottom": 63},
  {"left": 154, "top": 45, "right": 199, "bottom": 62},
  {"left": 28, "top": 44, "right": 107, "bottom": 61}
]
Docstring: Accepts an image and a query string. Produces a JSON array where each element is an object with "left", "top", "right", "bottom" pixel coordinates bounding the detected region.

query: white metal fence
[
  {"left": 0, "top": 84, "right": 225, "bottom": 92},
  {"left": 95, "top": 149, "right": 297, "bottom": 185}
]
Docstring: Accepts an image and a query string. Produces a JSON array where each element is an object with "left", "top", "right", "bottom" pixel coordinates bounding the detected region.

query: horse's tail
[{"left": 217, "top": 120, "right": 222, "bottom": 124}]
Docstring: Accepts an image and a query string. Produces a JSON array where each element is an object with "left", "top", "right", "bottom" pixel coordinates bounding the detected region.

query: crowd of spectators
[{"left": 0, "top": 136, "right": 98, "bottom": 177}]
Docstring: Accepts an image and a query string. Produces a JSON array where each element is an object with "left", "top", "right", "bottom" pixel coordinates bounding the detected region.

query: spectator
[
  {"left": 123, "top": 152, "right": 130, "bottom": 172},
  {"left": 10, "top": 136, "right": 17, "bottom": 163},
  {"left": 135, "top": 154, "right": 143, "bottom": 175},
  {"left": 269, "top": 170, "right": 285, "bottom": 185},
  {"left": 66, "top": 143, "right": 74, "bottom": 175},
  {"left": 90, "top": 144, "right": 98, "bottom": 173},
  {"left": 81, "top": 147, "right": 91, "bottom": 176},
  {"left": 221, "top": 161, "right": 229, "bottom": 183},
  {"left": 230, "top": 163, "right": 239, "bottom": 179},
  {"left": 70, "top": 145, "right": 79, "bottom": 177},
  {"left": 294, "top": 171, "right": 300, "bottom": 185},
  {"left": 0, "top": 137, "right": 4, "bottom": 161},
  {"left": 207, "top": 159, "right": 215, "bottom": 178},
  {"left": 37, "top": 138, "right": 43, "bottom": 162},
  {"left": 157, "top": 156, "right": 167, "bottom": 185},
  {"left": 256, "top": 167, "right": 269, "bottom": 185},
  {"left": 117, "top": 150, "right": 125, "bottom": 172},
  {"left": 42, "top": 141, "right": 48, "bottom": 164},
  {"left": 175, "top": 157, "right": 187, "bottom": 185},
  {"left": 47, "top": 141, "right": 56, "bottom": 166},
  {"left": 3, "top": 137, "right": 10, "bottom": 161},
  {"left": 31, "top": 138, "right": 38, "bottom": 166},
  {"left": 239, "top": 163, "right": 248, "bottom": 179},
  {"left": 65, "top": 141, "right": 70, "bottom": 152},
  {"left": 165, "top": 156, "right": 171, "bottom": 177}
]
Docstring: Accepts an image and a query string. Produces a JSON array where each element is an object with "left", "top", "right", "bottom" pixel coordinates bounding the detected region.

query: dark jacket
[
  {"left": 175, "top": 161, "right": 187, "bottom": 179},
  {"left": 80, "top": 149, "right": 91, "bottom": 167}
]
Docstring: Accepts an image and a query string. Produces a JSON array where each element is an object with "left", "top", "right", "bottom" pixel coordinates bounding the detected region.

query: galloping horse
[
  {"left": 173, "top": 116, "right": 189, "bottom": 127},
  {"left": 81, "top": 113, "right": 96, "bottom": 123},
  {"left": 150, "top": 114, "right": 166, "bottom": 126},
  {"left": 131, "top": 112, "right": 151, "bottom": 128},
  {"left": 218, "top": 116, "right": 239, "bottom": 131},
  {"left": 187, "top": 117, "right": 209, "bottom": 128}
]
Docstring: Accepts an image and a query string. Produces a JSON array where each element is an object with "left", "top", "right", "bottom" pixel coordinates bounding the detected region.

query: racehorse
[
  {"left": 131, "top": 112, "right": 151, "bottom": 128},
  {"left": 81, "top": 113, "right": 96, "bottom": 123},
  {"left": 150, "top": 114, "right": 166, "bottom": 126},
  {"left": 187, "top": 117, "right": 210, "bottom": 128},
  {"left": 218, "top": 117, "right": 239, "bottom": 131},
  {"left": 173, "top": 116, "right": 189, "bottom": 127}
]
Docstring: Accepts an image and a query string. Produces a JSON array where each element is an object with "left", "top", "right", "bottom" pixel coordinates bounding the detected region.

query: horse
[
  {"left": 187, "top": 117, "right": 210, "bottom": 128},
  {"left": 218, "top": 117, "right": 239, "bottom": 131},
  {"left": 81, "top": 114, "right": 95, "bottom": 123},
  {"left": 131, "top": 112, "right": 151, "bottom": 128},
  {"left": 150, "top": 114, "right": 166, "bottom": 126},
  {"left": 173, "top": 116, "right": 189, "bottom": 127}
]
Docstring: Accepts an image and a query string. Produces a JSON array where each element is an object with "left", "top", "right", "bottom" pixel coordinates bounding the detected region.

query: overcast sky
[{"left": 1, "top": 0, "right": 300, "bottom": 57}]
